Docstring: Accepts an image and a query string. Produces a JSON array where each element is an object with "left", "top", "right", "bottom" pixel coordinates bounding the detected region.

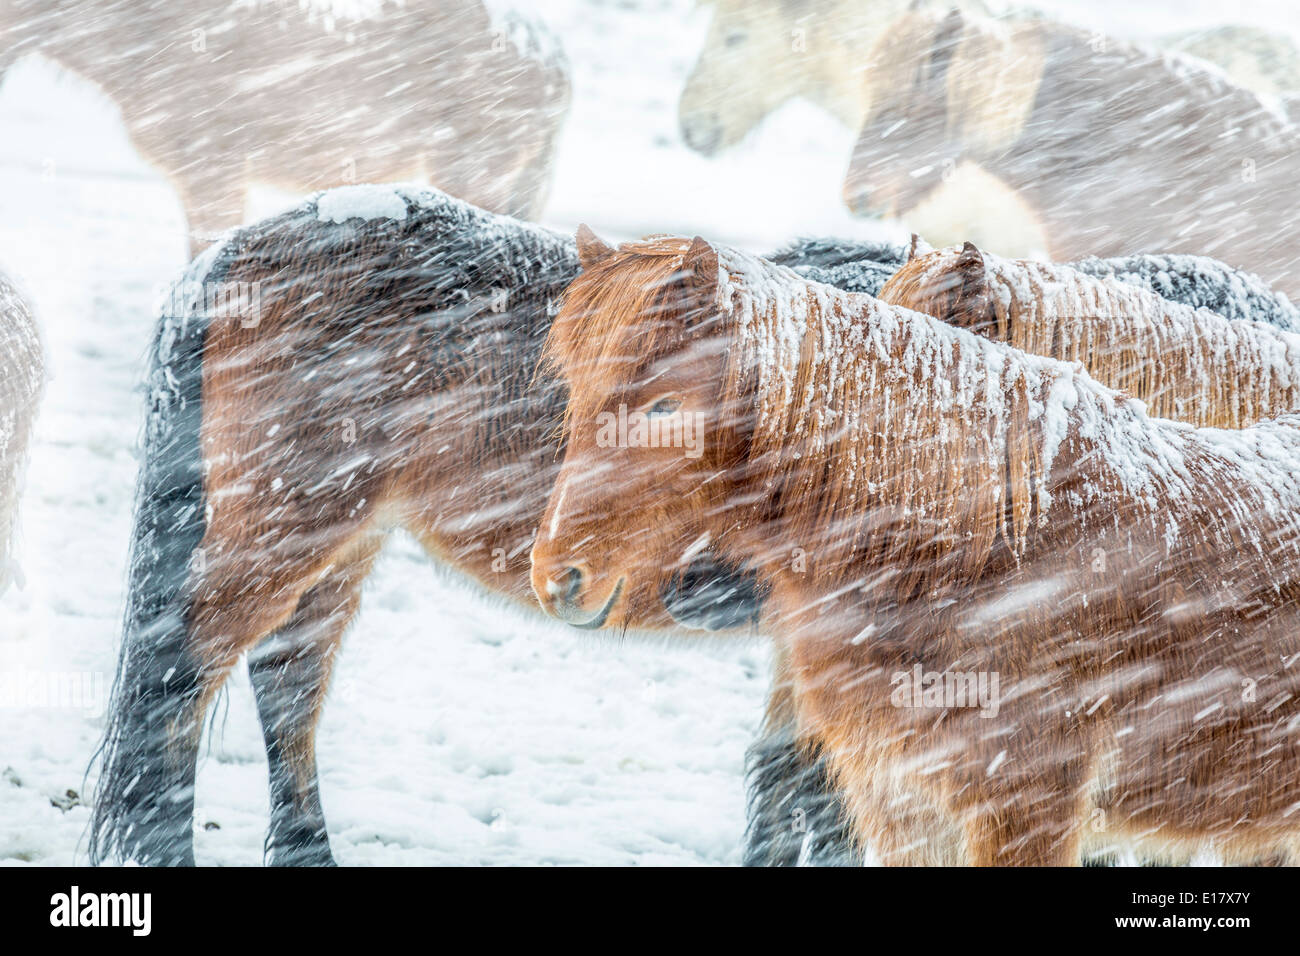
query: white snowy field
[{"left": 0, "top": 0, "right": 1295, "bottom": 866}]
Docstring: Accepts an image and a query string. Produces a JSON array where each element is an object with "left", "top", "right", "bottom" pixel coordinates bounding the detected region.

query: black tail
[{"left": 87, "top": 242, "right": 237, "bottom": 865}]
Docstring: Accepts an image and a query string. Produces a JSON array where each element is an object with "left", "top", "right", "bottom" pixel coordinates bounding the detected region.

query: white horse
[
  {"left": 0, "top": 0, "right": 570, "bottom": 254},
  {"left": 0, "top": 270, "right": 43, "bottom": 596},
  {"left": 679, "top": 1, "right": 1300, "bottom": 257}
]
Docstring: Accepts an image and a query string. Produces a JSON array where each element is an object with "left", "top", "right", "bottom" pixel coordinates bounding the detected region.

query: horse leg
[
  {"left": 743, "top": 654, "right": 858, "bottom": 866},
  {"left": 743, "top": 726, "right": 858, "bottom": 866},
  {"left": 841, "top": 776, "right": 970, "bottom": 866},
  {"left": 93, "top": 549, "right": 319, "bottom": 866},
  {"left": 962, "top": 747, "right": 1089, "bottom": 866},
  {"left": 146, "top": 562, "right": 327, "bottom": 859},
  {"left": 247, "top": 539, "right": 381, "bottom": 866},
  {"left": 166, "top": 508, "right": 375, "bottom": 861}
]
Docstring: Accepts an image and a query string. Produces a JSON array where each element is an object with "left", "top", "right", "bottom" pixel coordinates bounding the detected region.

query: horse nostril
[
  {"left": 547, "top": 565, "right": 584, "bottom": 604},
  {"left": 681, "top": 115, "right": 723, "bottom": 156},
  {"left": 561, "top": 566, "right": 583, "bottom": 602}
]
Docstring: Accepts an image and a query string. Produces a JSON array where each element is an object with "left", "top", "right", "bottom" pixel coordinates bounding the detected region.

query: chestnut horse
[
  {"left": 0, "top": 270, "right": 42, "bottom": 596},
  {"left": 748, "top": 238, "right": 1300, "bottom": 864},
  {"left": 747, "top": 239, "right": 1300, "bottom": 864},
  {"left": 0, "top": 0, "right": 568, "bottom": 254},
  {"left": 883, "top": 242, "right": 1300, "bottom": 428},
  {"left": 843, "top": 7, "right": 1300, "bottom": 297},
  {"left": 88, "top": 184, "right": 913, "bottom": 866},
  {"left": 534, "top": 233, "right": 1300, "bottom": 865},
  {"left": 774, "top": 237, "right": 1300, "bottom": 328}
]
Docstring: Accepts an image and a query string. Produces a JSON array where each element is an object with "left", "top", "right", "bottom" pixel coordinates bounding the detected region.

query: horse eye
[
  {"left": 725, "top": 30, "right": 747, "bottom": 47},
  {"left": 648, "top": 398, "right": 682, "bottom": 417}
]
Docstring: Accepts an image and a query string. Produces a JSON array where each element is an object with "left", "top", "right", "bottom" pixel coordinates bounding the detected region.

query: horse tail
[{"left": 88, "top": 240, "right": 238, "bottom": 865}]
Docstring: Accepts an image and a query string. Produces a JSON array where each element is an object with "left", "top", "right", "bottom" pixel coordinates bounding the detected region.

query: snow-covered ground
[{"left": 0, "top": 0, "right": 1295, "bottom": 865}]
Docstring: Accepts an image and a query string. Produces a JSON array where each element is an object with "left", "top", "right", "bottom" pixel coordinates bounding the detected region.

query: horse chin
[{"left": 561, "top": 577, "right": 626, "bottom": 630}]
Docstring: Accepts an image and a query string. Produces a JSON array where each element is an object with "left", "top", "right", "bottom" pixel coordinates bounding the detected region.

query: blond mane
[
  {"left": 716, "top": 248, "right": 1135, "bottom": 590},
  {"left": 882, "top": 246, "right": 1300, "bottom": 428}
]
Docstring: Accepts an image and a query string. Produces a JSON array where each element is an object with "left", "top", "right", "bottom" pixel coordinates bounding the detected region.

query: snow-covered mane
[
  {"left": 716, "top": 243, "right": 1120, "bottom": 576},
  {"left": 733, "top": 245, "right": 1300, "bottom": 568},
  {"left": 882, "top": 244, "right": 1300, "bottom": 429}
]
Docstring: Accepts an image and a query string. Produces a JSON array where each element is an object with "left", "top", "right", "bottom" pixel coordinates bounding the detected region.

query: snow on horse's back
[{"left": 882, "top": 242, "right": 1300, "bottom": 429}]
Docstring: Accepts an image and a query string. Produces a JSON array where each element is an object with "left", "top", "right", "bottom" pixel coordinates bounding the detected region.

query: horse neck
[
  {"left": 733, "top": 282, "right": 1035, "bottom": 585},
  {"left": 736, "top": 274, "right": 1246, "bottom": 599},
  {"left": 984, "top": 254, "right": 1300, "bottom": 428}
]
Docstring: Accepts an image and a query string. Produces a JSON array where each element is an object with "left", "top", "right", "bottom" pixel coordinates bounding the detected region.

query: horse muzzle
[
  {"left": 537, "top": 564, "right": 625, "bottom": 629},
  {"left": 680, "top": 113, "right": 725, "bottom": 157}
]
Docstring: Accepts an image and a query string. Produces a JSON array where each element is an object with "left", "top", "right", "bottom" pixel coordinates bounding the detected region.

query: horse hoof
[{"left": 267, "top": 846, "right": 336, "bottom": 867}]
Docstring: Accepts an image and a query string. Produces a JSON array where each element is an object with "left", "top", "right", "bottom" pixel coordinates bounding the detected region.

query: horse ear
[
  {"left": 951, "top": 240, "right": 995, "bottom": 331},
  {"left": 576, "top": 224, "right": 615, "bottom": 269},
  {"left": 939, "top": 6, "right": 966, "bottom": 34},
  {"left": 683, "top": 236, "right": 719, "bottom": 289},
  {"left": 956, "top": 240, "right": 985, "bottom": 273},
  {"left": 907, "top": 233, "right": 934, "bottom": 262}
]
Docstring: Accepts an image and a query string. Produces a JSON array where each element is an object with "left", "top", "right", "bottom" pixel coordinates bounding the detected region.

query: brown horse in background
[
  {"left": 843, "top": 7, "right": 1300, "bottom": 296},
  {"left": 883, "top": 242, "right": 1300, "bottom": 428},
  {"left": 679, "top": 0, "right": 1300, "bottom": 155},
  {"left": 534, "top": 232, "right": 1300, "bottom": 865},
  {"left": 0, "top": 269, "right": 42, "bottom": 596},
  {"left": 0, "top": 0, "right": 569, "bottom": 254}
]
